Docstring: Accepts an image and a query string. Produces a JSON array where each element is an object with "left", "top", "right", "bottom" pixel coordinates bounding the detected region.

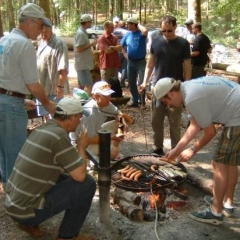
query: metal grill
[{"left": 111, "top": 154, "right": 187, "bottom": 192}]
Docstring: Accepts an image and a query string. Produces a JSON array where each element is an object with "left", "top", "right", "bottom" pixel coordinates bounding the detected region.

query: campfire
[{"left": 110, "top": 154, "right": 189, "bottom": 222}]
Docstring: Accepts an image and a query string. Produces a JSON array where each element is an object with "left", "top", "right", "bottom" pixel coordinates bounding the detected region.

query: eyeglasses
[
  {"left": 31, "top": 20, "right": 43, "bottom": 30},
  {"left": 161, "top": 30, "right": 173, "bottom": 33}
]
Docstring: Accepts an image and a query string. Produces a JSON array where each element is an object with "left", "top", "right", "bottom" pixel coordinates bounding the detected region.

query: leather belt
[
  {"left": 128, "top": 57, "right": 145, "bottom": 62},
  {"left": 0, "top": 87, "right": 26, "bottom": 99}
]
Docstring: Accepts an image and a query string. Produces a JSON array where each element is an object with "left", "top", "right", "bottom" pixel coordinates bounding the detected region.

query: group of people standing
[{"left": 0, "top": 2, "right": 239, "bottom": 239}]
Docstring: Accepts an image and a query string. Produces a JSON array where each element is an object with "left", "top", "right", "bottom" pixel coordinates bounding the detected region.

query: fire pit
[{"left": 111, "top": 154, "right": 187, "bottom": 192}]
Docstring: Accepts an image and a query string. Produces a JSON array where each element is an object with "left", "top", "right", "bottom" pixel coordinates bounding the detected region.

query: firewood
[
  {"left": 111, "top": 188, "right": 141, "bottom": 206},
  {"left": 115, "top": 198, "right": 144, "bottom": 221}
]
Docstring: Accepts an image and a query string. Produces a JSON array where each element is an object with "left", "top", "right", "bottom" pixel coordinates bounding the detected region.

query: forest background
[{"left": 0, "top": 0, "right": 240, "bottom": 48}]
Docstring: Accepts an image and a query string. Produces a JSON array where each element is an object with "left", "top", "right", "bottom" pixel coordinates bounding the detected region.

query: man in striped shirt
[{"left": 4, "top": 97, "right": 96, "bottom": 240}]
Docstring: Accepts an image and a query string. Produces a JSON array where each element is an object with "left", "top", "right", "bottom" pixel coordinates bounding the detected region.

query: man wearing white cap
[
  {"left": 74, "top": 14, "right": 96, "bottom": 97},
  {"left": 154, "top": 76, "right": 240, "bottom": 226},
  {"left": 5, "top": 97, "right": 96, "bottom": 240},
  {"left": 184, "top": 18, "right": 195, "bottom": 46},
  {"left": 73, "top": 81, "right": 127, "bottom": 160},
  {"left": 0, "top": 3, "right": 55, "bottom": 185}
]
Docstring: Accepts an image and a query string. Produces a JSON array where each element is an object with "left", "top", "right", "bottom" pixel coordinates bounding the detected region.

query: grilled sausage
[
  {"left": 134, "top": 172, "right": 142, "bottom": 181},
  {"left": 121, "top": 166, "right": 133, "bottom": 174},
  {"left": 129, "top": 170, "right": 141, "bottom": 180},
  {"left": 150, "top": 165, "right": 158, "bottom": 172},
  {"left": 126, "top": 168, "right": 138, "bottom": 177},
  {"left": 121, "top": 174, "right": 131, "bottom": 181},
  {"left": 117, "top": 165, "right": 130, "bottom": 173}
]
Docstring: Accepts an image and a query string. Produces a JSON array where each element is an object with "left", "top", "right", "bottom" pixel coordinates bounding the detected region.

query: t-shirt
[
  {"left": 74, "top": 27, "right": 94, "bottom": 71},
  {"left": 191, "top": 33, "right": 211, "bottom": 66},
  {"left": 4, "top": 120, "right": 85, "bottom": 219},
  {"left": 181, "top": 76, "right": 240, "bottom": 127},
  {"left": 0, "top": 28, "right": 38, "bottom": 94},
  {"left": 120, "top": 30, "right": 147, "bottom": 60},
  {"left": 150, "top": 35, "right": 190, "bottom": 85},
  {"left": 37, "top": 34, "right": 69, "bottom": 95}
]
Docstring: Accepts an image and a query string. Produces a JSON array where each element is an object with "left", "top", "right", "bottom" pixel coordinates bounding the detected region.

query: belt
[
  {"left": 0, "top": 87, "right": 26, "bottom": 99},
  {"left": 128, "top": 57, "right": 145, "bottom": 62}
]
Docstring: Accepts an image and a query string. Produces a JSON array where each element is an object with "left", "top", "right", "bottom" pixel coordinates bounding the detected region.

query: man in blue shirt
[{"left": 120, "top": 17, "right": 148, "bottom": 107}]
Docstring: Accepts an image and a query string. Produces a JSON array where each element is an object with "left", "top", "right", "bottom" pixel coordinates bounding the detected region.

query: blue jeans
[
  {"left": 14, "top": 174, "right": 96, "bottom": 239},
  {"left": 0, "top": 94, "right": 27, "bottom": 184},
  {"left": 127, "top": 59, "right": 146, "bottom": 104}
]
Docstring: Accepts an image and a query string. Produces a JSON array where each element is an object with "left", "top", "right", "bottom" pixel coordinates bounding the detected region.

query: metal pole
[{"left": 98, "top": 129, "right": 111, "bottom": 224}]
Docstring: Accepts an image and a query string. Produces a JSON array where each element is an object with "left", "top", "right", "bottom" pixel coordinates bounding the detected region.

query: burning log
[{"left": 111, "top": 188, "right": 144, "bottom": 221}]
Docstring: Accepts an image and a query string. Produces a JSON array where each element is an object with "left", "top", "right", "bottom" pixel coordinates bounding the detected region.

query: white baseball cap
[
  {"left": 185, "top": 18, "right": 194, "bottom": 25},
  {"left": 80, "top": 14, "right": 93, "bottom": 23},
  {"left": 92, "top": 81, "right": 115, "bottom": 96},
  {"left": 154, "top": 78, "right": 176, "bottom": 99},
  {"left": 18, "top": 3, "right": 52, "bottom": 27},
  {"left": 55, "top": 97, "right": 83, "bottom": 115},
  {"left": 127, "top": 17, "right": 138, "bottom": 24}
]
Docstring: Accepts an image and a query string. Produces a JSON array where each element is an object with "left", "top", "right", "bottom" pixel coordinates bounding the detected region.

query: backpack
[{"left": 109, "top": 77, "right": 123, "bottom": 98}]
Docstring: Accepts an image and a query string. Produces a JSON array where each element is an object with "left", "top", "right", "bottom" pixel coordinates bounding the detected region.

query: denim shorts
[{"left": 76, "top": 69, "right": 93, "bottom": 86}]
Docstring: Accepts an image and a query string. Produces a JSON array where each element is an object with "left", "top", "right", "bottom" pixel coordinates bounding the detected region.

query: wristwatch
[
  {"left": 110, "top": 46, "right": 114, "bottom": 50},
  {"left": 57, "top": 85, "right": 64, "bottom": 88}
]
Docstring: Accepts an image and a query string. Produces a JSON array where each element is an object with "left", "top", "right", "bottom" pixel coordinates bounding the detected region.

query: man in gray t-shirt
[{"left": 154, "top": 76, "right": 240, "bottom": 225}]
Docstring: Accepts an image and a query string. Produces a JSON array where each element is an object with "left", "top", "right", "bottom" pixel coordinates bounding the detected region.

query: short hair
[
  {"left": 103, "top": 20, "right": 113, "bottom": 28},
  {"left": 18, "top": 15, "right": 37, "bottom": 23},
  {"left": 193, "top": 22, "right": 202, "bottom": 31},
  {"left": 161, "top": 15, "right": 177, "bottom": 26}
]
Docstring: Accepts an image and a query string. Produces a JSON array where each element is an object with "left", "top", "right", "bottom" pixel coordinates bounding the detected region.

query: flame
[{"left": 147, "top": 192, "right": 160, "bottom": 209}]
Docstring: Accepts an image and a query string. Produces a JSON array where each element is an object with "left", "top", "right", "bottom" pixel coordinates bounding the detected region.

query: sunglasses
[
  {"left": 31, "top": 20, "right": 43, "bottom": 30},
  {"left": 161, "top": 30, "right": 173, "bottom": 33}
]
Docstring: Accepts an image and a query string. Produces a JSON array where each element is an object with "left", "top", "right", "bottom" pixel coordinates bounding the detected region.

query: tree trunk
[
  {"left": 188, "top": 0, "right": 201, "bottom": 22},
  {"left": 39, "top": 0, "right": 51, "bottom": 19},
  {"left": 0, "top": 0, "right": 3, "bottom": 37},
  {"left": 7, "top": 0, "right": 15, "bottom": 32}
]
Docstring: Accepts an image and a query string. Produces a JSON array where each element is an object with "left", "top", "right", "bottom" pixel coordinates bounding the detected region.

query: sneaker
[
  {"left": 126, "top": 100, "right": 138, "bottom": 108},
  {"left": 149, "top": 148, "right": 164, "bottom": 156},
  {"left": 204, "top": 195, "right": 234, "bottom": 217},
  {"left": 189, "top": 206, "right": 223, "bottom": 225}
]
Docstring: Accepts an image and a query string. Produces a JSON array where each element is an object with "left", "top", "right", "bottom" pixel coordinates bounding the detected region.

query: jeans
[
  {"left": 14, "top": 174, "right": 96, "bottom": 239},
  {"left": 119, "top": 52, "right": 127, "bottom": 86},
  {"left": 151, "top": 90, "right": 182, "bottom": 149},
  {"left": 127, "top": 59, "right": 146, "bottom": 104},
  {"left": 0, "top": 94, "right": 27, "bottom": 184}
]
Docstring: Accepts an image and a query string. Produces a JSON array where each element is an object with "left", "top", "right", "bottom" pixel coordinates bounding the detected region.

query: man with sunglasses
[
  {"left": 0, "top": 3, "right": 55, "bottom": 186},
  {"left": 139, "top": 15, "right": 191, "bottom": 156}
]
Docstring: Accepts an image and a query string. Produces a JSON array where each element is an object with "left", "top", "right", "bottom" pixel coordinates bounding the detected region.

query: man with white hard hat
[{"left": 154, "top": 75, "right": 240, "bottom": 226}]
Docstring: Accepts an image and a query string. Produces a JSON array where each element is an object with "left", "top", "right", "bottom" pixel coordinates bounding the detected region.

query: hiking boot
[
  {"left": 189, "top": 206, "right": 223, "bottom": 225},
  {"left": 149, "top": 148, "right": 165, "bottom": 156},
  {"left": 17, "top": 223, "right": 45, "bottom": 238},
  {"left": 126, "top": 100, "right": 138, "bottom": 108},
  {"left": 204, "top": 195, "right": 234, "bottom": 217}
]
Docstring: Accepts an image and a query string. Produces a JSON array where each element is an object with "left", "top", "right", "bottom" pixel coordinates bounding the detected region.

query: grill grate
[{"left": 111, "top": 154, "right": 187, "bottom": 192}]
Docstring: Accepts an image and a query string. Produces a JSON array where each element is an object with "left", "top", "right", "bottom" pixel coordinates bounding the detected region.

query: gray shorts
[{"left": 77, "top": 69, "right": 93, "bottom": 86}]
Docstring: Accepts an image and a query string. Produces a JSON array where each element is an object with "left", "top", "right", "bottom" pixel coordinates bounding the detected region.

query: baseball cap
[
  {"left": 154, "top": 78, "right": 176, "bottom": 99},
  {"left": 184, "top": 18, "right": 194, "bottom": 25},
  {"left": 127, "top": 17, "right": 138, "bottom": 24},
  {"left": 113, "top": 17, "right": 120, "bottom": 23},
  {"left": 92, "top": 81, "right": 115, "bottom": 96},
  {"left": 55, "top": 97, "right": 83, "bottom": 115},
  {"left": 80, "top": 14, "right": 93, "bottom": 23},
  {"left": 18, "top": 3, "right": 52, "bottom": 27}
]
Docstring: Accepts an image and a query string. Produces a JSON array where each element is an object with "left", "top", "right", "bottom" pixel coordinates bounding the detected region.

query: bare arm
[
  {"left": 76, "top": 39, "right": 96, "bottom": 53},
  {"left": 26, "top": 82, "right": 56, "bottom": 114},
  {"left": 191, "top": 51, "right": 200, "bottom": 57},
  {"left": 138, "top": 24, "right": 148, "bottom": 36},
  {"left": 138, "top": 54, "right": 155, "bottom": 93},
  {"left": 105, "top": 44, "right": 122, "bottom": 54},
  {"left": 69, "top": 131, "right": 89, "bottom": 182},
  {"left": 182, "top": 59, "right": 192, "bottom": 80},
  {"left": 56, "top": 68, "right": 68, "bottom": 99}
]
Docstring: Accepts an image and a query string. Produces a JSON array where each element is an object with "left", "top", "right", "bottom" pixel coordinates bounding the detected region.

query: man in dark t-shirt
[{"left": 191, "top": 22, "right": 212, "bottom": 79}]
